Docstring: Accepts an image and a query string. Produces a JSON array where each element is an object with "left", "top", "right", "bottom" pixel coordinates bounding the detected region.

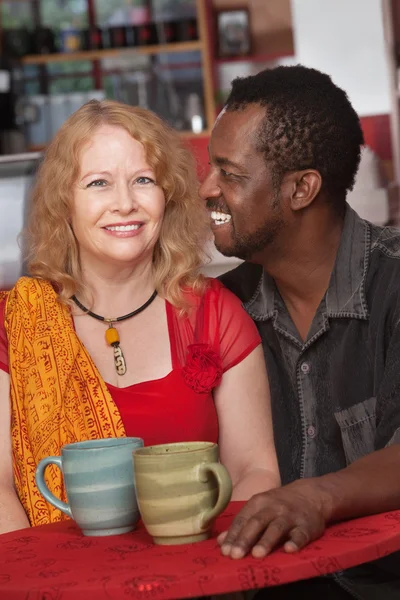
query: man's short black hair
[{"left": 225, "top": 65, "right": 365, "bottom": 204}]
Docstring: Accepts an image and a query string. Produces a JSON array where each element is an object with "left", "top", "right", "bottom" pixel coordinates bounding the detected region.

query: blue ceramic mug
[{"left": 35, "top": 437, "right": 144, "bottom": 536}]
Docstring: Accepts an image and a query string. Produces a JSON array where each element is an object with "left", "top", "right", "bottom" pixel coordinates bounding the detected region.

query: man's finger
[
  {"left": 250, "top": 517, "right": 292, "bottom": 558},
  {"left": 284, "top": 521, "right": 325, "bottom": 552},
  {"left": 219, "top": 515, "right": 248, "bottom": 556},
  {"left": 221, "top": 512, "right": 277, "bottom": 559},
  {"left": 219, "top": 494, "right": 272, "bottom": 549},
  {"left": 283, "top": 540, "right": 299, "bottom": 553},
  {"left": 217, "top": 531, "right": 227, "bottom": 545},
  {"left": 284, "top": 524, "right": 317, "bottom": 552}
]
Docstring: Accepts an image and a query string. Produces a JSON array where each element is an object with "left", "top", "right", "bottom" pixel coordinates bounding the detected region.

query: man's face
[{"left": 199, "top": 105, "right": 285, "bottom": 261}]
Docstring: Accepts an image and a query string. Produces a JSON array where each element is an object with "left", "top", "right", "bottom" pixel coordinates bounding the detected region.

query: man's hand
[{"left": 218, "top": 478, "right": 333, "bottom": 559}]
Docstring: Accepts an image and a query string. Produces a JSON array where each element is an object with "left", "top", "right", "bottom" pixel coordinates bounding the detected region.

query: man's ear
[{"left": 286, "top": 170, "right": 322, "bottom": 211}]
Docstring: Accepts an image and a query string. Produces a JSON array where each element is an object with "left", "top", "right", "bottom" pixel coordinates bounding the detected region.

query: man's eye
[
  {"left": 136, "top": 177, "right": 155, "bottom": 185},
  {"left": 87, "top": 179, "right": 107, "bottom": 187},
  {"left": 221, "top": 169, "right": 233, "bottom": 178}
]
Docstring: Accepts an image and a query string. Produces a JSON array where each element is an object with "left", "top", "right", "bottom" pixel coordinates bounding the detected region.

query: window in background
[
  {"left": 94, "top": 0, "right": 150, "bottom": 28},
  {"left": 153, "top": 51, "right": 205, "bottom": 131},
  {"left": 23, "top": 66, "right": 41, "bottom": 97},
  {"left": 0, "top": 1, "right": 32, "bottom": 28},
  {"left": 45, "top": 1, "right": 90, "bottom": 106},
  {"left": 1, "top": 0, "right": 208, "bottom": 149},
  {"left": 100, "top": 48, "right": 205, "bottom": 133},
  {"left": 150, "top": 1, "right": 204, "bottom": 132},
  {"left": 47, "top": 61, "right": 94, "bottom": 93},
  {"left": 150, "top": 0, "right": 196, "bottom": 21},
  {"left": 48, "top": 75, "right": 94, "bottom": 94},
  {"left": 40, "top": 0, "right": 88, "bottom": 30}
]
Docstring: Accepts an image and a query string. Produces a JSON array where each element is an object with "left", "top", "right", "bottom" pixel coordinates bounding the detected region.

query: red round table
[{"left": 1, "top": 502, "right": 400, "bottom": 599}]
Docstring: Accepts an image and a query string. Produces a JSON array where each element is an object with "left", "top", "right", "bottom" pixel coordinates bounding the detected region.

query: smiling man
[
  {"left": 205, "top": 104, "right": 285, "bottom": 263},
  {"left": 200, "top": 65, "right": 400, "bottom": 599}
]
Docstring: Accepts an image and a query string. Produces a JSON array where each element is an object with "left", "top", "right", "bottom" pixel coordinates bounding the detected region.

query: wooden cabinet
[
  {"left": 207, "top": 0, "right": 294, "bottom": 110},
  {"left": 0, "top": 0, "right": 216, "bottom": 152}
]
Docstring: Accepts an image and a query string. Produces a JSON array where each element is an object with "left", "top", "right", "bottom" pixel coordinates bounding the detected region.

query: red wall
[
  {"left": 184, "top": 136, "right": 210, "bottom": 181},
  {"left": 360, "top": 114, "right": 392, "bottom": 161}
]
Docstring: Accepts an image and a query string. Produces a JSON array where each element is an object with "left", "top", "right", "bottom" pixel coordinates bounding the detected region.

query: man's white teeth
[
  {"left": 105, "top": 224, "right": 140, "bottom": 232},
  {"left": 211, "top": 211, "right": 232, "bottom": 225}
]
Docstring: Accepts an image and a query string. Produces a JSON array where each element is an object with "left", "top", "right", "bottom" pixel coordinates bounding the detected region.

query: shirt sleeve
[
  {"left": 0, "top": 298, "right": 9, "bottom": 373},
  {"left": 214, "top": 281, "right": 261, "bottom": 372}
]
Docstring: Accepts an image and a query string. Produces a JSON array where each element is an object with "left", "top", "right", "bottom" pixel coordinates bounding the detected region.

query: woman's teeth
[
  {"left": 210, "top": 211, "right": 232, "bottom": 226},
  {"left": 105, "top": 224, "right": 140, "bottom": 231}
]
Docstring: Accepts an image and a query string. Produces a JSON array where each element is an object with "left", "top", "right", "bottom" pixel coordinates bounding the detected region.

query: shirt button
[
  {"left": 300, "top": 362, "right": 310, "bottom": 374},
  {"left": 307, "top": 425, "right": 316, "bottom": 438}
]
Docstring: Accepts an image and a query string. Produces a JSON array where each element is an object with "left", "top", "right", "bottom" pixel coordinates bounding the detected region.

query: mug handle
[
  {"left": 35, "top": 456, "right": 72, "bottom": 518},
  {"left": 197, "top": 462, "right": 232, "bottom": 529}
]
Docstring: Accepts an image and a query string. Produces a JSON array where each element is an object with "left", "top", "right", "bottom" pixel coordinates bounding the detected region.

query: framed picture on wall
[{"left": 216, "top": 8, "right": 251, "bottom": 58}]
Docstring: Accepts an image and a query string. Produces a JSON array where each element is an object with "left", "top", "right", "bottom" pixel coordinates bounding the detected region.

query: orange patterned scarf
[{"left": 1, "top": 277, "right": 125, "bottom": 526}]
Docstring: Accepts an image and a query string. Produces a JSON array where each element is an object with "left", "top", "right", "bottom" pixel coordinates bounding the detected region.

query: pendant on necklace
[{"left": 105, "top": 323, "right": 127, "bottom": 376}]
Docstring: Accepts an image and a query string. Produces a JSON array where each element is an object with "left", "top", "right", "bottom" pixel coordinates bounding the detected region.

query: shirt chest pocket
[{"left": 334, "top": 397, "right": 376, "bottom": 465}]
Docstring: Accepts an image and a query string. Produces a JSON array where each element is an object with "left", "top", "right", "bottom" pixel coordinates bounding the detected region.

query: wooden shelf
[
  {"left": 215, "top": 51, "right": 294, "bottom": 66},
  {"left": 0, "top": 0, "right": 216, "bottom": 168},
  {"left": 22, "top": 40, "right": 203, "bottom": 65}
]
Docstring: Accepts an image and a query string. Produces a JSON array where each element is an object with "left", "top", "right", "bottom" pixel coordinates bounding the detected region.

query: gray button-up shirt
[{"left": 221, "top": 206, "right": 400, "bottom": 598}]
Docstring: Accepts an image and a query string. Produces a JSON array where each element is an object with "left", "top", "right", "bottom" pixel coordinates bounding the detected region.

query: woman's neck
[{"left": 78, "top": 259, "right": 156, "bottom": 318}]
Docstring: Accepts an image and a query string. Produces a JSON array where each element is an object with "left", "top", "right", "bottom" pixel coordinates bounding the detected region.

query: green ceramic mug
[
  {"left": 133, "top": 441, "right": 232, "bottom": 545},
  {"left": 35, "top": 437, "right": 144, "bottom": 536}
]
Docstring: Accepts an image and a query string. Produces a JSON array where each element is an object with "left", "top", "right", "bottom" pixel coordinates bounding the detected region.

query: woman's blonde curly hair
[{"left": 24, "top": 100, "right": 209, "bottom": 310}]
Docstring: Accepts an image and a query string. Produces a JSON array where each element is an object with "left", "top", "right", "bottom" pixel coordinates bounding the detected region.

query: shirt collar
[{"left": 244, "top": 205, "right": 370, "bottom": 322}]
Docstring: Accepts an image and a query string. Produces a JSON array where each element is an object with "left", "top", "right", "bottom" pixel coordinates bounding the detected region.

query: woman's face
[{"left": 71, "top": 124, "right": 165, "bottom": 272}]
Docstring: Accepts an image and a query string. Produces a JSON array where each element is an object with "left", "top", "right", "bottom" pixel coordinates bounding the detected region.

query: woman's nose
[{"left": 114, "top": 184, "right": 137, "bottom": 214}]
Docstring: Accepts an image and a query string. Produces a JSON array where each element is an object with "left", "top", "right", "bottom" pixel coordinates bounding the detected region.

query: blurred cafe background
[{"left": 0, "top": 0, "right": 400, "bottom": 287}]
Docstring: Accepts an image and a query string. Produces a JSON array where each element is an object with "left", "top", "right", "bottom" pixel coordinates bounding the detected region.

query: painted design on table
[{"left": 1, "top": 503, "right": 400, "bottom": 599}]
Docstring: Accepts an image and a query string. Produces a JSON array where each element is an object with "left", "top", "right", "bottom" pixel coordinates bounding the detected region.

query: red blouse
[{"left": 0, "top": 281, "right": 261, "bottom": 447}]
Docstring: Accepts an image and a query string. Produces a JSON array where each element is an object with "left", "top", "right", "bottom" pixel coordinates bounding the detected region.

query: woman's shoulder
[
  {"left": 181, "top": 277, "right": 226, "bottom": 303},
  {"left": 12, "top": 276, "right": 54, "bottom": 294},
  {"left": 169, "top": 278, "right": 244, "bottom": 321},
  {"left": 2, "top": 277, "right": 57, "bottom": 310},
  {"left": 205, "top": 277, "right": 244, "bottom": 306},
  {"left": 205, "top": 277, "right": 224, "bottom": 291},
  {"left": 183, "top": 277, "right": 244, "bottom": 313}
]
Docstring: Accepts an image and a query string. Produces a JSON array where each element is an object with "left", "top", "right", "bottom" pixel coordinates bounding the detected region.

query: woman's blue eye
[
  {"left": 136, "top": 177, "right": 154, "bottom": 184},
  {"left": 87, "top": 179, "right": 107, "bottom": 187}
]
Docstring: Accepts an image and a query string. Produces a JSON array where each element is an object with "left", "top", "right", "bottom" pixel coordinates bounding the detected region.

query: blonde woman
[{"left": 0, "top": 100, "right": 280, "bottom": 533}]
